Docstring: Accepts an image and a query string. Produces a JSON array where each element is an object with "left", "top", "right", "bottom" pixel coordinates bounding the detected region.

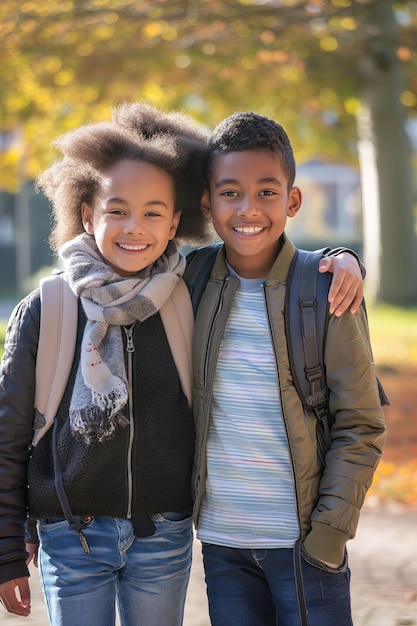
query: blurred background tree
[{"left": 1, "top": 0, "right": 417, "bottom": 303}]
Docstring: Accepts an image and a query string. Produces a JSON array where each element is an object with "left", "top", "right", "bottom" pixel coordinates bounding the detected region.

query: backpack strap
[
  {"left": 285, "top": 248, "right": 332, "bottom": 465},
  {"left": 285, "top": 247, "right": 389, "bottom": 464},
  {"left": 184, "top": 243, "right": 222, "bottom": 315},
  {"left": 285, "top": 248, "right": 331, "bottom": 410},
  {"left": 159, "top": 278, "right": 194, "bottom": 406},
  {"left": 32, "top": 273, "right": 78, "bottom": 446}
]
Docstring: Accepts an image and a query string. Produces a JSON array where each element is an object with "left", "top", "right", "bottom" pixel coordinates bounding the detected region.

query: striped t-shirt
[{"left": 197, "top": 274, "right": 299, "bottom": 548}]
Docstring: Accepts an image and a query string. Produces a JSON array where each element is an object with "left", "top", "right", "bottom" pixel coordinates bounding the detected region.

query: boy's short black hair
[{"left": 206, "top": 111, "right": 296, "bottom": 189}]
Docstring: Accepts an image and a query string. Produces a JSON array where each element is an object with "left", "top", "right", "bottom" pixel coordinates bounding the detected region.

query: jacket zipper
[
  {"left": 123, "top": 323, "right": 136, "bottom": 519},
  {"left": 194, "top": 278, "right": 237, "bottom": 518},
  {"left": 263, "top": 285, "right": 301, "bottom": 526}
]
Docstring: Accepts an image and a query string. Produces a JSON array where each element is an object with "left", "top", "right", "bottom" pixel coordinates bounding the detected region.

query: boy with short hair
[{"left": 192, "top": 111, "right": 386, "bottom": 626}]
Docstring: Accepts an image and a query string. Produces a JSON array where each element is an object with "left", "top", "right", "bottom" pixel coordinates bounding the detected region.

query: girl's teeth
[{"left": 120, "top": 244, "right": 147, "bottom": 251}]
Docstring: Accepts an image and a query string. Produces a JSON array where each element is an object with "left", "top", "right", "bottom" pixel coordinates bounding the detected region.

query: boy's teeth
[{"left": 234, "top": 226, "right": 263, "bottom": 234}]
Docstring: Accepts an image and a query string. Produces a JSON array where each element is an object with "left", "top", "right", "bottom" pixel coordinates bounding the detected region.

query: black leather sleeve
[{"left": 0, "top": 290, "right": 40, "bottom": 583}]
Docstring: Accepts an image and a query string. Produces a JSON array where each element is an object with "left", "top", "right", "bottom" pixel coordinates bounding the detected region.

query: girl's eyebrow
[
  {"left": 106, "top": 197, "right": 170, "bottom": 208},
  {"left": 106, "top": 197, "right": 128, "bottom": 205},
  {"left": 215, "top": 176, "right": 284, "bottom": 188}
]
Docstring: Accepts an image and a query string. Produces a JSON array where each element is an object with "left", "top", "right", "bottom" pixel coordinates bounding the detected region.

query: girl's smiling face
[{"left": 81, "top": 159, "right": 180, "bottom": 276}]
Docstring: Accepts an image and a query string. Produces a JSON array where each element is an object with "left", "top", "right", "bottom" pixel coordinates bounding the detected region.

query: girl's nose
[{"left": 125, "top": 216, "right": 144, "bottom": 234}]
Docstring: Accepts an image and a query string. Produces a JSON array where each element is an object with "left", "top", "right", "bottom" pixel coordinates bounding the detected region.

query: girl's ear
[
  {"left": 287, "top": 186, "right": 302, "bottom": 218},
  {"left": 168, "top": 210, "right": 181, "bottom": 240},
  {"left": 81, "top": 202, "right": 94, "bottom": 235},
  {"left": 200, "top": 188, "right": 212, "bottom": 219}
]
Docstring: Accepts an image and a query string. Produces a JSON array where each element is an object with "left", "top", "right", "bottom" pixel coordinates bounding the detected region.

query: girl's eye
[
  {"left": 221, "top": 190, "right": 238, "bottom": 197},
  {"left": 108, "top": 208, "right": 126, "bottom": 215}
]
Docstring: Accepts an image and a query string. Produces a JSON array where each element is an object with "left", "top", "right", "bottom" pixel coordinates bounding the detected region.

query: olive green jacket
[{"left": 191, "top": 235, "right": 386, "bottom": 565}]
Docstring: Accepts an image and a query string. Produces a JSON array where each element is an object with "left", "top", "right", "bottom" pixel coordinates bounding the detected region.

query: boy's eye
[
  {"left": 259, "top": 190, "right": 276, "bottom": 196},
  {"left": 220, "top": 190, "right": 238, "bottom": 197}
]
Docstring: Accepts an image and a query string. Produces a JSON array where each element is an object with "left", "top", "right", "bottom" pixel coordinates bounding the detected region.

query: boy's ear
[
  {"left": 200, "top": 188, "right": 212, "bottom": 219},
  {"left": 81, "top": 202, "right": 94, "bottom": 234},
  {"left": 287, "top": 186, "right": 302, "bottom": 218}
]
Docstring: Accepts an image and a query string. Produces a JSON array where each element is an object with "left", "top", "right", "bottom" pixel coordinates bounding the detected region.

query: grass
[
  {"left": 366, "top": 304, "right": 417, "bottom": 367},
  {"left": 0, "top": 320, "right": 6, "bottom": 351}
]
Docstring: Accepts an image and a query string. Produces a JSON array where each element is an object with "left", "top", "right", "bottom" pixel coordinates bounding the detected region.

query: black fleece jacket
[{"left": 0, "top": 289, "right": 194, "bottom": 583}]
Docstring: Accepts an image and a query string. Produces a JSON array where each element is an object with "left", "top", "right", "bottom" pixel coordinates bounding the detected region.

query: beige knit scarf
[{"left": 59, "top": 233, "right": 185, "bottom": 443}]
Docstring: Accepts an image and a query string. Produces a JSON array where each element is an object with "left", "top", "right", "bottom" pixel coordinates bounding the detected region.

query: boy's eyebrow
[{"left": 214, "top": 176, "right": 284, "bottom": 188}]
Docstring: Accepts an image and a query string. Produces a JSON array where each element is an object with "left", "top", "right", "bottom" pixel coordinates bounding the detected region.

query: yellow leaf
[
  {"left": 143, "top": 22, "right": 165, "bottom": 38},
  {"left": 53, "top": 69, "right": 75, "bottom": 86},
  {"left": 320, "top": 37, "right": 338, "bottom": 52},
  {"left": 400, "top": 91, "right": 417, "bottom": 107}
]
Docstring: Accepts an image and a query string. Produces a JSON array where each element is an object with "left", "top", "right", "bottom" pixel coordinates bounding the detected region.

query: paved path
[{"left": 1, "top": 506, "right": 416, "bottom": 625}]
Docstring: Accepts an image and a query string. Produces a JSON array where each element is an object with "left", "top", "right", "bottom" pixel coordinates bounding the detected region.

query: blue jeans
[
  {"left": 38, "top": 515, "right": 193, "bottom": 626},
  {"left": 202, "top": 540, "right": 353, "bottom": 626}
]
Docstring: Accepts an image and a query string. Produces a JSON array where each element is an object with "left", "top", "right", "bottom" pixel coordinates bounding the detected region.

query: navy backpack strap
[
  {"left": 285, "top": 248, "right": 332, "bottom": 465},
  {"left": 184, "top": 242, "right": 222, "bottom": 315},
  {"left": 285, "top": 248, "right": 331, "bottom": 410}
]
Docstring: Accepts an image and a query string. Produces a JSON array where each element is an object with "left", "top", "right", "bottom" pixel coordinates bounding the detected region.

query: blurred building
[
  {"left": 0, "top": 183, "right": 54, "bottom": 298},
  {"left": 287, "top": 160, "right": 362, "bottom": 254}
]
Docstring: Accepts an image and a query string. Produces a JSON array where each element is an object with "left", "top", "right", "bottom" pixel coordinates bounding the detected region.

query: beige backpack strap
[
  {"left": 159, "top": 279, "right": 193, "bottom": 407},
  {"left": 32, "top": 274, "right": 78, "bottom": 446}
]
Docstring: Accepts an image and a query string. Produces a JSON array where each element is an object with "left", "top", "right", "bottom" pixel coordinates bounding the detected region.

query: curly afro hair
[{"left": 36, "top": 102, "right": 211, "bottom": 253}]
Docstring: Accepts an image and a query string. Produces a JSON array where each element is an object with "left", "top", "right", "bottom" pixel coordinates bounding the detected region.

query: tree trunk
[{"left": 356, "top": 0, "right": 417, "bottom": 305}]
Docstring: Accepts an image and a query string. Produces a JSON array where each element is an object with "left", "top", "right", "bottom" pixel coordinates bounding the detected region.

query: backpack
[
  {"left": 183, "top": 243, "right": 389, "bottom": 465},
  {"left": 33, "top": 273, "right": 78, "bottom": 446},
  {"left": 33, "top": 272, "right": 193, "bottom": 446}
]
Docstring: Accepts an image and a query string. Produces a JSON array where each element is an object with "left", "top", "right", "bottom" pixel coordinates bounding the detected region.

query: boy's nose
[{"left": 237, "top": 197, "right": 259, "bottom": 216}]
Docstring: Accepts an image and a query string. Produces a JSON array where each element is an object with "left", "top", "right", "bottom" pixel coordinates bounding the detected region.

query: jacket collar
[{"left": 211, "top": 232, "right": 296, "bottom": 284}]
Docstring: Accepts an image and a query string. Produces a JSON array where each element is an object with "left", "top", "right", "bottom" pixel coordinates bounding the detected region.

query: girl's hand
[
  {"left": 0, "top": 578, "right": 31, "bottom": 616},
  {"left": 25, "top": 542, "right": 39, "bottom": 568}
]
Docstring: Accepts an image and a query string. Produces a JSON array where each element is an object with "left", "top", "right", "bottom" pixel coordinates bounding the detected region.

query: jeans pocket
[
  {"left": 300, "top": 540, "right": 348, "bottom": 573},
  {"left": 38, "top": 516, "right": 95, "bottom": 532},
  {"left": 38, "top": 518, "right": 67, "bottom": 530},
  {"left": 162, "top": 512, "right": 192, "bottom": 522},
  {"left": 152, "top": 512, "right": 192, "bottom": 524}
]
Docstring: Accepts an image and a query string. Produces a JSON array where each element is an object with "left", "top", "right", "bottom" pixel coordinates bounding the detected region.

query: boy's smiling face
[{"left": 202, "top": 148, "right": 302, "bottom": 279}]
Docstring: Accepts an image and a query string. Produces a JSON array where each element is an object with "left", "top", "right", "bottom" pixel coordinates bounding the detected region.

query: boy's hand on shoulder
[{"left": 319, "top": 253, "right": 363, "bottom": 317}]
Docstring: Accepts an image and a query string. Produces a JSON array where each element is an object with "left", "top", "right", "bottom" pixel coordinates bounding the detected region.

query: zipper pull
[
  {"left": 78, "top": 530, "right": 91, "bottom": 554},
  {"left": 124, "top": 325, "right": 136, "bottom": 353}
]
